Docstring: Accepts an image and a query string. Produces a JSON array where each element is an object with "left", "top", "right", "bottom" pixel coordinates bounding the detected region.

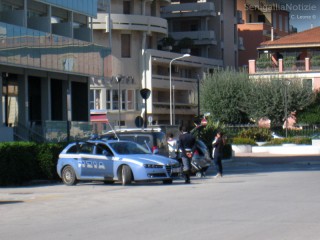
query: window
[
  {"left": 79, "top": 143, "right": 94, "bottom": 154},
  {"left": 121, "top": 89, "right": 126, "bottom": 110},
  {"left": 121, "top": 34, "right": 131, "bottom": 58},
  {"left": 112, "top": 89, "right": 119, "bottom": 110},
  {"left": 272, "top": 12, "right": 277, "bottom": 29},
  {"left": 279, "top": 15, "right": 283, "bottom": 31},
  {"left": 106, "top": 90, "right": 111, "bottom": 109},
  {"left": 258, "top": 15, "right": 265, "bottom": 23},
  {"left": 123, "top": 1, "right": 131, "bottom": 14},
  {"left": 284, "top": 17, "right": 288, "bottom": 33},
  {"left": 67, "top": 145, "right": 79, "bottom": 154},
  {"left": 90, "top": 89, "right": 101, "bottom": 110},
  {"left": 127, "top": 90, "right": 134, "bottom": 110},
  {"left": 96, "top": 144, "right": 113, "bottom": 156},
  {"left": 106, "top": 89, "right": 135, "bottom": 111}
]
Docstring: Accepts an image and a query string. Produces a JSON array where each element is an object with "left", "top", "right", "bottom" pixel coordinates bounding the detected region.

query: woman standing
[{"left": 212, "top": 131, "right": 225, "bottom": 178}]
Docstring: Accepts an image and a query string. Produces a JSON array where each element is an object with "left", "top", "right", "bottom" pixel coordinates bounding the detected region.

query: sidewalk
[{"left": 234, "top": 151, "right": 320, "bottom": 158}]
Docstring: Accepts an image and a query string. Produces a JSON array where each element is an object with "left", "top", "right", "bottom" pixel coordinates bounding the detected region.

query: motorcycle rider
[{"left": 178, "top": 126, "right": 196, "bottom": 184}]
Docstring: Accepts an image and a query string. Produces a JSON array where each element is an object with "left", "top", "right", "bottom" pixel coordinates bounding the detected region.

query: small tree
[
  {"left": 201, "top": 68, "right": 251, "bottom": 124},
  {"left": 160, "top": 36, "right": 175, "bottom": 50}
]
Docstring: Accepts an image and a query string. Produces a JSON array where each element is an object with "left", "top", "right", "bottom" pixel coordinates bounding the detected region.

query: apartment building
[
  {"left": 92, "top": 0, "right": 240, "bottom": 129},
  {"left": 237, "top": 0, "right": 292, "bottom": 67},
  {"left": 248, "top": 26, "right": 320, "bottom": 90},
  {"left": 0, "top": 0, "right": 110, "bottom": 141}
]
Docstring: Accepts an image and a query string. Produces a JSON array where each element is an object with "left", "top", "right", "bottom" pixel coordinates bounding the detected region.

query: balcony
[
  {"left": 152, "top": 102, "right": 197, "bottom": 115},
  {"left": 93, "top": 13, "right": 168, "bottom": 35},
  {"left": 147, "top": 49, "right": 223, "bottom": 69},
  {"left": 160, "top": 2, "right": 216, "bottom": 18},
  {"left": 152, "top": 74, "right": 196, "bottom": 89},
  {"left": 170, "top": 31, "right": 217, "bottom": 45},
  {"left": 248, "top": 58, "right": 320, "bottom": 75}
]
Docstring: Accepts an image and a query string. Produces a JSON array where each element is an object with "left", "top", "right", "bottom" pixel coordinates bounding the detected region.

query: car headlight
[{"left": 144, "top": 164, "right": 163, "bottom": 169}]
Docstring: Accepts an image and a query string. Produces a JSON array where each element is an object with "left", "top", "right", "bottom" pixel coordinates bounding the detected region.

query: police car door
[
  {"left": 78, "top": 143, "right": 97, "bottom": 178},
  {"left": 94, "top": 143, "right": 114, "bottom": 179}
]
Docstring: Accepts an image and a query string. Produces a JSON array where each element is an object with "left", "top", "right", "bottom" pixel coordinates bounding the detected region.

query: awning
[{"left": 90, "top": 114, "right": 109, "bottom": 123}]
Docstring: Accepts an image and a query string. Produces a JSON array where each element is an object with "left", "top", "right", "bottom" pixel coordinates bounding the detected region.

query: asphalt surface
[{"left": 1, "top": 154, "right": 320, "bottom": 240}]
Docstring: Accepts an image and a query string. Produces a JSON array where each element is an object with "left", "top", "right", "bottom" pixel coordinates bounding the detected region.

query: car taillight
[{"left": 152, "top": 146, "right": 159, "bottom": 154}]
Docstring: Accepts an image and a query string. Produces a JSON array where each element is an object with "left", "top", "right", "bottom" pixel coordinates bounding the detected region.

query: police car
[{"left": 56, "top": 139, "right": 181, "bottom": 186}]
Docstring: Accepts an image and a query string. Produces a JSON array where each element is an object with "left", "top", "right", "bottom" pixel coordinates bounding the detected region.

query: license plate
[{"left": 172, "top": 167, "right": 181, "bottom": 173}]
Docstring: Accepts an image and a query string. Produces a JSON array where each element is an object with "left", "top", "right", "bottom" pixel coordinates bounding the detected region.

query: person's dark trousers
[
  {"left": 182, "top": 156, "right": 191, "bottom": 183},
  {"left": 213, "top": 156, "right": 223, "bottom": 176}
]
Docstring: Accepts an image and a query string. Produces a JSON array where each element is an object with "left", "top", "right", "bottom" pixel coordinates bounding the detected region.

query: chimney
[{"left": 271, "top": 27, "right": 274, "bottom": 41}]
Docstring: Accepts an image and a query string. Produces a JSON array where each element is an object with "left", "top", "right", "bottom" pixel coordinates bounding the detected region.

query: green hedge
[
  {"left": 232, "top": 137, "right": 257, "bottom": 146},
  {"left": 263, "top": 137, "right": 311, "bottom": 146},
  {"left": 0, "top": 142, "right": 66, "bottom": 186},
  {"left": 238, "top": 127, "right": 272, "bottom": 142}
]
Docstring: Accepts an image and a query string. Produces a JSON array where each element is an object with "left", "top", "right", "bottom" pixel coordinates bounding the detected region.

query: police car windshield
[{"left": 109, "top": 141, "right": 150, "bottom": 155}]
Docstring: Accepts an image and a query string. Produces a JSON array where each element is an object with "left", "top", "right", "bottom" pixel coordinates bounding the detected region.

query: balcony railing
[
  {"left": 161, "top": 2, "right": 216, "bottom": 18},
  {"left": 93, "top": 13, "right": 168, "bottom": 35},
  {"left": 170, "top": 31, "right": 216, "bottom": 45},
  {"left": 249, "top": 58, "right": 320, "bottom": 74}
]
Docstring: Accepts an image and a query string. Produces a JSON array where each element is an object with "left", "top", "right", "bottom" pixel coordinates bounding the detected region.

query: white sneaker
[{"left": 214, "top": 173, "right": 222, "bottom": 178}]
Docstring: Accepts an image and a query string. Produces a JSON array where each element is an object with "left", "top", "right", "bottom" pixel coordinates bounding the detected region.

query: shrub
[
  {"left": 238, "top": 127, "right": 272, "bottom": 141},
  {"left": 256, "top": 54, "right": 272, "bottom": 68},
  {"left": 311, "top": 55, "right": 320, "bottom": 66},
  {"left": 283, "top": 56, "right": 296, "bottom": 69},
  {"left": 232, "top": 137, "right": 257, "bottom": 146},
  {"left": 36, "top": 143, "right": 66, "bottom": 180},
  {"left": 0, "top": 142, "right": 39, "bottom": 185},
  {"left": 0, "top": 142, "right": 66, "bottom": 186},
  {"left": 263, "top": 137, "right": 311, "bottom": 146},
  {"left": 161, "top": 36, "right": 175, "bottom": 47}
]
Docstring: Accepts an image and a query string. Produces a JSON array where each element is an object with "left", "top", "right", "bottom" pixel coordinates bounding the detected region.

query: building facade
[
  {"left": 91, "top": 0, "right": 240, "bottom": 129},
  {"left": 248, "top": 26, "right": 320, "bottom": 90},
  {"left": 237, "top": 0, "right": 292, "bottom": 67},
  {"left": 0, "top": 0, "right": 110, "bottom": 141}
]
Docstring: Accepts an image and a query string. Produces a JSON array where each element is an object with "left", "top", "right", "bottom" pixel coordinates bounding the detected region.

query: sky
[{"left": 269, "top": 0, "right": 320, "bottom": 31}]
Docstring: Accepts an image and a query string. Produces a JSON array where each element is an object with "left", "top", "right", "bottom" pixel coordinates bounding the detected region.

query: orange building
[{"left": 237, "top": 0, "right": 292, "bottom": 67}]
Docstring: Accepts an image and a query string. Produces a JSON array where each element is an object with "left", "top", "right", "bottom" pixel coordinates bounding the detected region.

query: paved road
[{"left": 1, "top": 155, "right": 320, "bottom": 240}]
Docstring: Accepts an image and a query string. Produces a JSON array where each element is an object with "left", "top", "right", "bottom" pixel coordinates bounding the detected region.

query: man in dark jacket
[{"left": 178, "top": 126, "right": 196, "bottom": 184}]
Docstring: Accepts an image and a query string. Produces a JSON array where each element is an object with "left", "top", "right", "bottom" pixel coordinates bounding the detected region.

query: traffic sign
[{"left": 201, "top": 118, "right": 208, "bottom": 126}]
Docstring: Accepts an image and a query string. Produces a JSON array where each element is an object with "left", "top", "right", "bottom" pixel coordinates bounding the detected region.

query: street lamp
[
  {"left": 169, "top": 53, "right": 190, "bottom": 125},
  {"left": 283, "top": 79, "right": 290, "bottom": 138}
]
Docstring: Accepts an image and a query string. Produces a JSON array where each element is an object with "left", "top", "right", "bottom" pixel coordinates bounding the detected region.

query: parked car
[
  {"left": 101, "top": 128, "right": 169, "bottom": 156},
  {"left": 57, "top": 139, "right": 181, "bottom": 186},
  {"left": 101, "top": 127, "right": 211, "bottom": 176}
]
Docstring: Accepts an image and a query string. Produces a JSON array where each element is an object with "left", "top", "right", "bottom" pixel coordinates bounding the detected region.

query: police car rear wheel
[
  {"left": 121, "top": 165, "right": 132, "bottom": 185},
  {"left": 62, "top": 166, "right": 78, "bottom": 186}
]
